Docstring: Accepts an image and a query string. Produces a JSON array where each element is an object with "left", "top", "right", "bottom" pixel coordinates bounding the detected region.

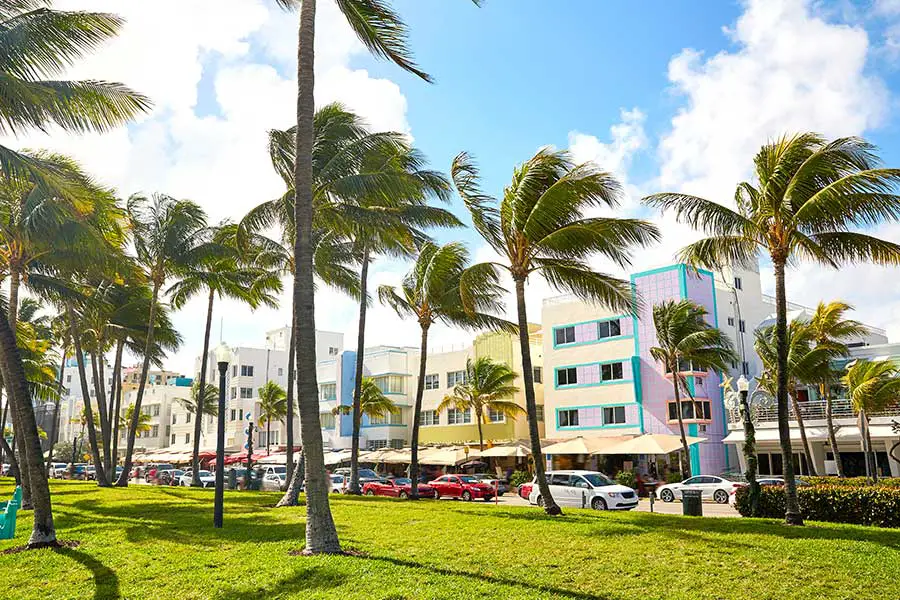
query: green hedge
[
  {"left": 616, "top": 470, "right": 637, "bottom": 489},
  {"left": 803, "top": 476, "right": 900, "bottom": 488},
  {"left": 735, "top": 484, "right": 900, "bottom": 528},
  {"left": 508, "top": 470, "right": 530, "bottom": 489}
]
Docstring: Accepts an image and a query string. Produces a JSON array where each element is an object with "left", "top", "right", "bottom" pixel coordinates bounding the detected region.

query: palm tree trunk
[
  {"left": 864, "top": 411, "right": 878, "bottom": 482},
  {"left": 774, "top": 259, "right": 802, "bottom": 525},
  {"left": 514, "top": 277, "right": 560, "bottom": 515},
  {"left": 790, "top": 389, "right": 817, "bottom": 476},
  {"left": 739, "top": 387, "right": 760, "bottom": 516},
  {"left": 267, "top": 418, "right": 271, "bottom": 454},
  {"left": 278, "top": 449, "right": 305, "bottom": 508},
  {"left": 5, "top": 267, "right": 30, "bottom": 505},
  {"left": 823, "top": 383, "right": 843, "bottom": 477},
  {"left": 90, "top": 351, "right": 113, "bottom": 485},
  {"left": 671, "top": 371, "right": 691, "bottom": 477},
  {"left": 192, "top": 288, "right": 215, "bottom": 487},
  {"left": 286, "top": 312, "right": 296, "bottom": 483},
  {"left": 117, "top": 282, "right": 161, "bottom": 487},
  {"left": 65, "top": 303, "right": 107, "bottom": 487},
  {"left": 293, "top": 0, "right": 340, "bottom": 554},
  {"left": 0, "top": 305, "right": 56, "bottom": 546},
  {"left": 46, "top": 348, "right": 67, "bottom": 476},
  {"left": 8, "top": 265, "right": 20, "bottom": 332},
  {"left": 409, "top": 324, "right": 429, "bottom": 500},
  {"left": 349, "top": 246, "right": 370, "bottom": 495},
  {"left": 110, "top": 340, "right": 124, "bottom": 470},
  {"left": 477, "top": 409, "right": 484, "bottom": 453}
]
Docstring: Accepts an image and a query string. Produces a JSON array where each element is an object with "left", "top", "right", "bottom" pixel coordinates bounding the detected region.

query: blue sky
[{"left": 12, "top": 0, "right": 900, "bottom": 373}]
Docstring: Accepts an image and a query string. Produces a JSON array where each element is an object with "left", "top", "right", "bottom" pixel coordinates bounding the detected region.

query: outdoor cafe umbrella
[
  {"left": 419, "top": 447, "right": 480, "bottom": 466},
  {"left": 604, "top": 433, "right": 706, "bottom": 455},
  {"left": 479, "top": 444, "right": 531, "bottom": 458},
  {"left": 541, "top": 436, "right": 631, "bottom": 455}
]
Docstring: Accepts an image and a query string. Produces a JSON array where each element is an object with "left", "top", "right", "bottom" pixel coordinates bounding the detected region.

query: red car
[
  {"left": 429, "top": 474, "right": 495, "bottom": 501},
  {"left": 518, "top": 480, "right": 534, "bottom": 500},
  {"left": 362, "top": 478, "right": 438, "bottom": 499}
]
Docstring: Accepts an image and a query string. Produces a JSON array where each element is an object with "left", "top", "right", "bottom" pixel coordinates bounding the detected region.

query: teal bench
[{"left": 0, "top": 486, "right": 22, "bottom": 540}]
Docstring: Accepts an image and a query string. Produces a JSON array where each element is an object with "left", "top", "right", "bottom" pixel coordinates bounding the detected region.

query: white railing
[{"left": 727, "top": 398, "right": 900, "bottom": 423}]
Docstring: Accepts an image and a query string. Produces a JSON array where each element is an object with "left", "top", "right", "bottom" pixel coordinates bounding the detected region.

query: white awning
[{"left": 723, "top": 427, "right": 829, "bottom": 444}]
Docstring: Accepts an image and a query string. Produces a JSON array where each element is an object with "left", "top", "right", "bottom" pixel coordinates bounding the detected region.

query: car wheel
[
  {"left": 591, "top": 497, "right": 608, "bottom": 511},
  {"left": 433, "top": 490, "right": 440, "bottom": 499},
  {"left": 462, "top": 490, "right": 473, "bottom": 502},
  {"left": 399, "top": 491, "right": 409, "bottom": 499},
  {"left": 536, "top": 495, "right": 545, "bottom": 507},
  {"left": 714, "top": 489, "right": 729, "bottom": 504},
  {"left": 660, "top": 489, "right": 675, "bottom": 503},
  {"left": 366, "top": 490, "right": 375, "bottom": 496}
]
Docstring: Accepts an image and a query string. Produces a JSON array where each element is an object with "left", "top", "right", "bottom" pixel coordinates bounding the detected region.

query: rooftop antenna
[{"left": 219, "top": 316, "right": 224, "bottom": 343}]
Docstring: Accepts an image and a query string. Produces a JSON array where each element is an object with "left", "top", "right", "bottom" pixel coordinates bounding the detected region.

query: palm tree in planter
[
  {"left": 379, "top": 241, "right": 513, "bottom": 499},
  {"left": 644, "top": 133, "right": 900, "bottom": 525},
  {"left": 807, "top": 301, "right": 867, "bottom": 477},
  {"left": 843, "top": 359, "right": 900, "bottom": 482},
  {"left": 452, "top": 149, "right": 659, "bottom": 515},
  {"left": 437, "top": 358, "right": 523, "bottom": 452},
  {"left": 755, "top": 320, "right": 838, "bottom": 477},
  {"left": 257, "top": 381, "right": 288, "bottom": 454},
  {"left": 168, "top": 223, "right": 280, "bottom": 486},
  {"left": 332, "top": 377, "right": 399, "bottom": 451},
  {"left": 649, "top": 300, "right": 737, "bottom": 477},
  {"left": 118, "top": 193, "right": 210, "bottom": 486}
]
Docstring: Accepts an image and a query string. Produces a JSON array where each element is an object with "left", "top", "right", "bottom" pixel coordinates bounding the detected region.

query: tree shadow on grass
[
  {"left": 215, "top": 565, "right": 343, "bottom": 599},
  {"left": 55, "top": 547, "right": 120, "bottom": 600},
  {"left": 356, "top": 554, "right": 613, "bottom": 600}
]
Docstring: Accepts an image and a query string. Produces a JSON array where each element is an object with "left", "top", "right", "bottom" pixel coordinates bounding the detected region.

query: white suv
[{"left": 528, "top": 470, "right": 638, "bottom": 511}]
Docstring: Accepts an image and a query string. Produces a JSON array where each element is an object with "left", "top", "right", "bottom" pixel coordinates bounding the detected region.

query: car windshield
[
  {"left": 359, "top": 469, "right": 378, "bottom": 478},
  {"left": 393, "top": 478, "right": 411, "bottom": 485},
  {"left": 582, "top": 473, "right": 614, "bottom": 487},
  {"left": 198, "top": 471, "right": 212, "bottom": 477},
  {"left": 459, "top": 476, "right": 478, "bottom": 483},
  {"left": 331, "top": 475, "right": 344, "bottom": 482},
  {"left": 271, "top": 466, "right": 287, "bottom": 474}
]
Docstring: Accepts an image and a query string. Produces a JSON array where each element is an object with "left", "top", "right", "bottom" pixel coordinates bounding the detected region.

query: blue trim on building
[
  {"left": 555, "top": 403, "right": 639, "bottom": 431},
  {"left": 630, "top": 264, "right": 682, "bottom": 279},
  {"left": 678, "top": 264, "right": 689, "bottom": 300},
  {"left": 688, "top": 422, "right": 701, "bottom": 475},
  {"left": 551, "top": 315, "right": 631, "bottom": 349},
  {"left": 553, "top": 359, "right": 632, "bottom": 390},
  {"left": 631, "top": 356, "right": 645, "bottom": 433}
]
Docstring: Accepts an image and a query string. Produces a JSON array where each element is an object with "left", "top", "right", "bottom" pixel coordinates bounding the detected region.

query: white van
[{"left": 528, "top": 470, "right": 638, "bottom": 511}]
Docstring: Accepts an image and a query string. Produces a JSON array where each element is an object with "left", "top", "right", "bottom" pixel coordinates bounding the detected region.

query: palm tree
[
  {"left": 754, "top": 320, "right": 838, "bottom": 478},
  {"left": 644, "top": 133, "right": 900, "bottom": 525},
  {"left": 257, "top": 381, "right": 288, "bottom": 454},
  {"left": 453, "top": 149, "right": 659, "bottom": 515},
  {"left": 379, "top": 241, "right": 513, "bottom": 499},
  {"left": 179, "top": 382, "right": 219, "bottom": 418},
  {"left": 273, "top": 0, "right": 482, "bottom": 554},
  {"left": 807, "top": 301, "right": 867, "bottom": 477},
  {"left": 119, "top": 404, "right": 152, "bottom": 439},
  {"left": 168, "top": 224, "right": 280, "bottom": 486},
  {"left": 843, "top": 360, "right": 900, "bottom": 482},
  {"left": 436, "top": 358, "right": 522, "bottom": 452},
  {"left": 649, "top": 300, "right": 737, "bottom": 477},
  {"left": 332, "top": 377, "right": 399, "bottom": 437},
  {"left": 117, "top": 193, "right": 209, "bottom": 487}
]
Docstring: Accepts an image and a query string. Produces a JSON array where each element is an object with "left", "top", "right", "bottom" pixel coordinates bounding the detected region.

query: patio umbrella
[
  {"left": 480, "top": 444, "right": 531, "bottom": 458},
  {"left": 419, "top": 447, "right": 481, "bottom": 466},
  {"left": 541, "top": 436, "right": 631, "bottom": 455},
  {"left": 603, "top": 433, "right": 706, "bottom": 455},
  {"left": 323, "top": 450, "right": 352, "bottom": 466}
]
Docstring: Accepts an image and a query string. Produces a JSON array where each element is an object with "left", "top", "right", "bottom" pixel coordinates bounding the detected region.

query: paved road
[{"left": 460, "top": 494, "right": 740, "bottom": 517}]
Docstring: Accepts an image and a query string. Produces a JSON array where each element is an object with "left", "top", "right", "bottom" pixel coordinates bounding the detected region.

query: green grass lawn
[{"left": 1, "top": 479, "right": 899, "bottom": 599}]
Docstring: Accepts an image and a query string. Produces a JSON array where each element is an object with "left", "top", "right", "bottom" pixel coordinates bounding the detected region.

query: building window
[
  {"left": 556, "top": 367, "right": 577, "bottom": 386},
  {"left": 240, "top": 365, "right": 254, "bottom": 377},
  {"left": 419, "top": 410, "right": 438, "bottom": 426},
  {"left": 738, "top": 320, "right": 746, "bottom": 333},
  {"left": 152, "top": 405, "right": 160, "bottom": 417},
  {"left": 240, "top": 387, "right": 253, "bottom": 399},
  {"left": 186, "top": 412, "right": 192, "bottom": 423},
  {"left": 184, "top": 433, "right": 190, "bottom": 444},
  {"left": 554, "top": 326, "right": 576, "bottom": 346},
  {"left": 390, "top": 439, "right": 404, "bottom": 449},
  {"left": 151, "top": 425, "right": 159, "bottom": 438},
  {"left": 374, "top": 375, "right": 404, "bottom": 394},
  {"left": 695, "top": 377, "right": 704, "bottom": 387},
  {"left": 734, "top": 277, "right": 742, "bottom": 290},
  {"left": 602, "top": 406, "right": 626, "bottom": 425},
  {"left": 598, "top": 319, "right": 621, "bottom": 339},
  {"left": 230, "top": 408, "right": 236, "bottom": 421},
  {"left": 232, "top": 365, "right": 237, "bottom": 377},
  {"left": 165, "top": 425, "right": 170, "bottom": 437},
  {"left": 533, "top": 367, "right": 542, "bottom": 384},
  {"left": 66, "top": 374, "right": 71, "bottom": 383},
  {"left": 171, "top": 434, "right": 176, "bottom": 444},
  {"left": 447, "top": 408, "right": 471, "bottom": 425},
  {"left": 488, "top": 408, "right": 505, "bottom": 423},
  {"left": 368, "top": 439, "right": 388, "bottom": 450},
  {"left": 278, "top": 368, "right": 283, "bottom": 377},
  {"left": 731, "top": 360, "right": 738, "bottom": 369},
  {"left": 329, "top": 347, "right": 339, "bottom": 356},
  {"left": 536, "top": 405, "right": 545, "bottom": 422},
  {"left": 742, "top": 361, "right": 750, "bottom": 376},
  {"left": 269, "top": 430, "right": 279, "bottom": 446},
  {"left": 230, "top": 388, "right": 237, "bottom": 400},
  {"left": 172, "top": 414, "right": 177, "bottom": 425},
  {"left": 667, "top": 400, "right": 712, "bottom": 422},
  {"left": 727, "top": 317, "right": 734, "bottom": 327},
  {"left": 424, "top": 374, "right": 440, "bottom": 390},
  {"left": 320, "top": 413, "right": 335, "bottom": 429},
  {"left": 558, "top": 409, "right": 579, "bottom": 428},
  {"left": 601, "top": 362, "right": 624, "bottom": 382},
  {"left": 320, "top": 383, "right": 336, "bottom": 401},
  {"left": 447, "top": 370, "right": 467, "bottom": 388}
]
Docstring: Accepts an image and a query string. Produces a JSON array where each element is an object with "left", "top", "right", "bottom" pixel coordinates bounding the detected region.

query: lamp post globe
[{"left": 213, "top": 342, "right": 231, "bottom": 528}]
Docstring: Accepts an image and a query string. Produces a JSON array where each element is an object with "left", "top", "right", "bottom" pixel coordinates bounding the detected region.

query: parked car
[
  {"left": 528, "top": 470, "right": 638, "bottom": 511},
  {"left": 333, "top": 467, "right": 383, "bottom": 487},
  {"left": 329, "top": 474, "right": 346, "bottom": 493},
  {"left": 262, "top": 472, "right": 286, "bottom": 491},
  {"left": 261, "top": 465, "right": 287, "bottom": 478},
  {"left": 178, "top": 469, "right": 216, "bottom": 487},
  {"left": 518, "top": 478, "right": 534, "bottom": 500},
  {"left": 656, "top": 475, "right": 745, "bottom": 504},
  {"left": 158, "top": 469, "right": 184, "bottom": 486},
  {"left": 48, "top": 463, "right": 69, "bottom": 478},
  {"left": 472, "top": 473, "right": 509, "bottom": 495},
  {"left": 429, "top": 474, "right": 495, "bottom": 501},
  {"left": 363, "top": 477, "right": 437, "bottom": 499},
  {"left": 757, "top": 477, "right": 811, "bottom": 487}
]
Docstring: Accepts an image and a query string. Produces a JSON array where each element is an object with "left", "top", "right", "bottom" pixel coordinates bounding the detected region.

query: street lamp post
[
  {"left": 736, "top": 375, "right": 760, "bottom": 516},
  {"left": 214, "top": 342, "right": 231, "bottom": 529}
]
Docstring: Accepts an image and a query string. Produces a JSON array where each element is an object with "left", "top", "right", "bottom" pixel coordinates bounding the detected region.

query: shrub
[
  {"left": 665, "top": 471, "right": 683, "bottom": 484},
  {"left": 735, "top": 484, "right": 900, "bottom": 528},
  {"left": 616, "top": 470, "right": 637, "bottom": 489},
  {"left": 803, "top": 476, "right": 900, "bottom": 488},
  {"left": 508, "top": 470, "right": 530, "bottom": 489}
]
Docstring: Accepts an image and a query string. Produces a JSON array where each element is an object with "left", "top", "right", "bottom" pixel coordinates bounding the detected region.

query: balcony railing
[{"left": 727, "top": 399, "right": 900, "bottom": 424}]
